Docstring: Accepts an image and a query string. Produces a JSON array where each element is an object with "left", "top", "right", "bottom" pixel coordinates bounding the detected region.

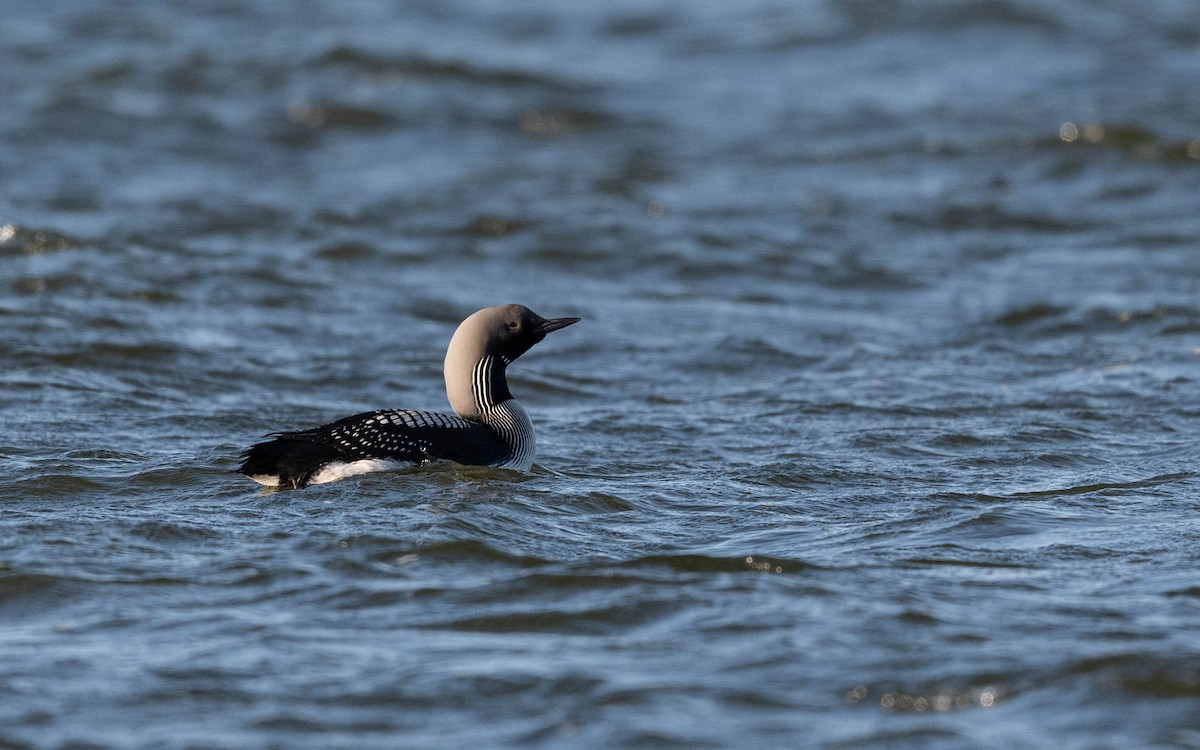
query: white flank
[{"left": 308, "top": 458, "right": 406, "bottom": 485}]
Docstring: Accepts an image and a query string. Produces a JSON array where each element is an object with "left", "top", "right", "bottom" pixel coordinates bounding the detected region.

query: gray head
[{"left": 444, "top": 304, "right": 579, "bottom": 418}]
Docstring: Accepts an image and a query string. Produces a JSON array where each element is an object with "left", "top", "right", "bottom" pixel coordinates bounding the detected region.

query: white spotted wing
[{"left": 276, "top": 409, "right": 507, "bottom": 466}]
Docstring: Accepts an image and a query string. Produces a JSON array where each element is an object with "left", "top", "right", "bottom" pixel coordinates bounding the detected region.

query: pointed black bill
[{"left": 535, "top": 316, "right": 581, "bottom": 335}]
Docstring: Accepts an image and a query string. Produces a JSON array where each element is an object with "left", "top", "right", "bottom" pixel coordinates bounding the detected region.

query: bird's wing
[{"left": 277, "top": 409, "right": 506, "bottom": 465}]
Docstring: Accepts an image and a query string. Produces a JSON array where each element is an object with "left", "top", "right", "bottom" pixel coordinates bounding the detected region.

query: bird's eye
[{"left": 508, "top": 321, "right": 520, "bottom": 330}]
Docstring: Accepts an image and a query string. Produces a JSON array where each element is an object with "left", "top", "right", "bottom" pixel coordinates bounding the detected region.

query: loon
[{"left": 237, "top": 304, "right": 579, "bottom": 489}]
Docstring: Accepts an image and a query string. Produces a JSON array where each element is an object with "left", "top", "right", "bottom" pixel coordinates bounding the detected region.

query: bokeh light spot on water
[
  {"left": 876, "top": 687, "right": 1001, "bottom": 712},
  {"left": 1059, "top": 121, "right": 1105, "bottom": 144},
  {"left": 743, "top": 555, "right": 783, "bottom": 573}
]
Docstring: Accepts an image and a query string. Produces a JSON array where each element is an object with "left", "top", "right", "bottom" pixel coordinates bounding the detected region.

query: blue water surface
[{"left": 3, "top": 1, "right": 1200, "bottom": 747}]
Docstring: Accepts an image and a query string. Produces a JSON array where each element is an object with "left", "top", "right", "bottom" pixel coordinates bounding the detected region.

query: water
[{"left": 3, "top": 0, "right": 1200, "bottom": 747}]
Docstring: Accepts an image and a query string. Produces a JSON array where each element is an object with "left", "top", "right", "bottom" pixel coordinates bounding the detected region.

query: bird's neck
[{"left": 445, "top": 352, "right": 513, "bottom": 422}]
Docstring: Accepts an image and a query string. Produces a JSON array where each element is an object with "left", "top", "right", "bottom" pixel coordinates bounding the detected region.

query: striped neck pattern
[
  {"left": 467, "top": 354, "right": 535, "bottom": 469},
  {"left": 470, "top": 354, "right": 513, "bottom": 416}
]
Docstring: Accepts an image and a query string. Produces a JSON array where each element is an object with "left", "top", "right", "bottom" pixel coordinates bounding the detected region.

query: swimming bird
[{"left": 237, "top": 304, "right": 579, "bottom": 488}]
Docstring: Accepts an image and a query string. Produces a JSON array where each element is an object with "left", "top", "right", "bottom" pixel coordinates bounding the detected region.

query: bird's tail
[{"left": 237, "top": 436, "right": 345, "bottom": 489}]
